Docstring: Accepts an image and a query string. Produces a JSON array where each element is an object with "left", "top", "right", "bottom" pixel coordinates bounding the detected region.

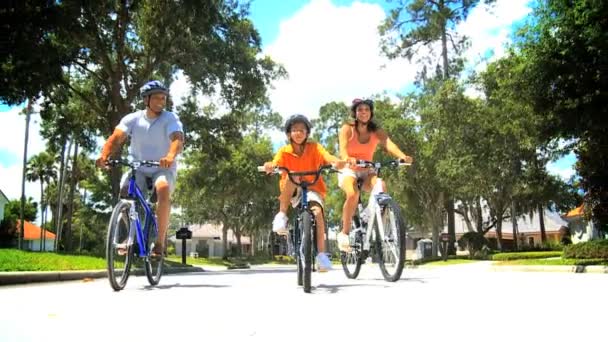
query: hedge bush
[{"left": 563, "top": 239, "right": 608, "bottom": 259}]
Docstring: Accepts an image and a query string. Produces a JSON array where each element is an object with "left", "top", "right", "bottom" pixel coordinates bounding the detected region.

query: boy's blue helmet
[{"left": 140, "top": 80, "right": 169, "bottom": 98}]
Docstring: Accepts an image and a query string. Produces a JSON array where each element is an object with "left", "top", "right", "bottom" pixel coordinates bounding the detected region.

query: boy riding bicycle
[{"left": 263, "top": 114, "right": 346, "bottom": 272}]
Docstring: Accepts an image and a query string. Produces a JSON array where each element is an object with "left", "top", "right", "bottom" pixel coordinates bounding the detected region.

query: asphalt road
[{"left": 1, "top": 262, "right": 606, "bottom": 341}]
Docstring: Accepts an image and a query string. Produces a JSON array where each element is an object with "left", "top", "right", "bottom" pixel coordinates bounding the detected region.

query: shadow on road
[
  {"left": 313, "top": 283, "right": 390, "bottom": 294},
  {"left": 141, "top": 283, "right": 231, "bottom": 290}
]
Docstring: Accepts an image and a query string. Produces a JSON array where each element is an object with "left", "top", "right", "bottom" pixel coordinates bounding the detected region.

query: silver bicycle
[{"left": 340, "top": 159, "right": 410, "bottom": 282}]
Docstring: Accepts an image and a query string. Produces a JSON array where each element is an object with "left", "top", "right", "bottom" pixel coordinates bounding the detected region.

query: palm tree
[{"left": 26, "top": 151, "right": 56, "bottom": 251}]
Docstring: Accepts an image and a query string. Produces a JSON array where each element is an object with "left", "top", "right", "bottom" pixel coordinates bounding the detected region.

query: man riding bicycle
[{"left": 96, "top": 80, "right": 184, "bottom": 257}]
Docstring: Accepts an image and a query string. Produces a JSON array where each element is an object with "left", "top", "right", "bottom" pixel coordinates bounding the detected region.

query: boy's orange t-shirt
[{"left": 272, "top": 141, "right": 333, "bottom": 198}]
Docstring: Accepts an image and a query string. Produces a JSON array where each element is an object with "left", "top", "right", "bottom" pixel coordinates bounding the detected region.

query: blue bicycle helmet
[
  {"left": 284, "top": 114, "right": 312, "bottom": 135},
  {"left": 140, "top": 80, "right": 169, "bottom": 98}
]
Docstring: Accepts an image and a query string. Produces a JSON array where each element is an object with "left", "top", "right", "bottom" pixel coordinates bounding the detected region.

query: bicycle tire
[
  {"left": 144, "top": 215, "right": 164, "bottom": 286},
  {"left": 376, "top": 199, "right": 406, "bottom": 282},
  {"left": 340, "top": 216, "right": 363, "bottom": 279},
  {"left": 301, "top": 211, "right": 313, "bottom": 293},
  {"left": 106, "top": 200, "right": 134, "bottom": 291}
]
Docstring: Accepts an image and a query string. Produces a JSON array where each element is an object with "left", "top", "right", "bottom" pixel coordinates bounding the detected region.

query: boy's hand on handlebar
[
  {"left": 332, "top": 160, "right": 347, "bottom": 169},
  {"left": 345, "top": 157, "right": 357, "bottom": 166},
  {"left": 400, "top": 155, "right": 414, "bottom": 164}
]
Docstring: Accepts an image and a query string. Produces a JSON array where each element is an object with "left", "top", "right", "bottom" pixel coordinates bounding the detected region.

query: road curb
[
  {"left": 0, "top": 266, "right": 205, "bottom": 286},
  {"left": 489, "top": 265, "right": 608, "bottom": 274}
]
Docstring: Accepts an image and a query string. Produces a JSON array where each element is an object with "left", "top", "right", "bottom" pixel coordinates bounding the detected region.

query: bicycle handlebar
[
  {"left": 353, "top": 159, "right": 411, "bottom": 169},
  {"left": 106, "top": 159, "right": 161, "bottom": 168},
  {"left": 257, "top": 164, "right": 337, "bottom": 187}
]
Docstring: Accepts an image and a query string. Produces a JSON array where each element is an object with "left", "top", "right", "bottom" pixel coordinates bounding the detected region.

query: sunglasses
[{"left": 352, "top": 98, "right": 374, "bottom": 106}]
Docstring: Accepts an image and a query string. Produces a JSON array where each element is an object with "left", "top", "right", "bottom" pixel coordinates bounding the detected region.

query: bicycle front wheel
[
  {"left": 300, "top": 211, "right": 313, "bottom": 293},
  {"left": 144, "top": 219, "right": 165, "bottom": 286},
  {"left": 340, "top": 216, "right": 363, "bottom": 279},
  {"left": 106, "top": 200, "right": 134, "bottom": 291},
  {"left": 376, "top": 199, "right": 406, "bottom": 282}
]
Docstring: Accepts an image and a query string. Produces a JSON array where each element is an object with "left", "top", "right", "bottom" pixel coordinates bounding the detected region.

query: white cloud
[
  {"left": 263, "top": 0, "right": 532, "bottom": 122},
  {"left": 547, "top": 163, "right": 576, "bottom": 181},
  {"left": 457, "top": 0, "right": 533, "bottom": 73},
  {"left": 0, "top": 105, "right": 46, "bottom": 204},
  {"left": 264, "top": 0, "right": 417, "bottom": 120}
]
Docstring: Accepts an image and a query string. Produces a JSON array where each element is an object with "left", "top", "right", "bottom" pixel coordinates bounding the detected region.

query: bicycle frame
[
  {"left": 352, "top": 160, "right": 409, "bottom": 260},
  {"left": 126, "top": 172, "right": 158, "bottom": 258}
]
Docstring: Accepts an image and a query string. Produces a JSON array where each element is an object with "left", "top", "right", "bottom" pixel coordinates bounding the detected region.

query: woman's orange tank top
[{"left": 346, "top": 125, "right": 379, "bottom": 162}]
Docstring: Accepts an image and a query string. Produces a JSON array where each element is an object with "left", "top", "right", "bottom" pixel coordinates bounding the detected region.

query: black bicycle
[
  {"left": 340, "top": 159, "right": 409, "bottom": 282},
  {"left": 105, "top": 159, "right": 166, "bottom": 291},
  {"left": 259, "top": 164, "right": 336, "bottom": 293}
]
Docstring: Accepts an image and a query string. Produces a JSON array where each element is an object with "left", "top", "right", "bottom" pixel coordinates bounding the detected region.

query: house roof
[
  {"left": 187, "top": 223, "right": 251, "bottom": 244},
  {"left": 447, "top": 207, "right": 568, "bottom": 234},
  {"left": 16, "top": 220, "right": 56, "bottom": 240},
  {"left": 564, "top": 205, "right": 584, "bottom": 218},
  {"left": 0, "top": 189, "right": 8, "bottom": 203}
]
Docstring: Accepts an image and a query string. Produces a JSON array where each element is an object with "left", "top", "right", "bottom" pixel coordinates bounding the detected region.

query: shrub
[
  {"left": 563, "top": 239, "right": 608, "bottom": 259},
  {"left": 458, "top": 232, "right": 488, "bottom": 259}
]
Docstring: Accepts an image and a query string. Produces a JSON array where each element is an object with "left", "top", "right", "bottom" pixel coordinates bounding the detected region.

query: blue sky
[{"left": 1, "top": 0, "right": 576, "bottom": 206}]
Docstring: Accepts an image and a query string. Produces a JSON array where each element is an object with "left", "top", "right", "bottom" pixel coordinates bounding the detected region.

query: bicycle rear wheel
[
  {"left": 144, "top": 218, "right": 165, "bottom": 286},
  {"left": 340, "top": 216, "right": 363, "bottom": 279},
  {"left": 376, "top": 199, "right": 406, "bottom": 282},
  {"left": 300, "top": 211, "right": 313, "bottom": 293},
  {"left": 106, "top": 200, "right": 134, "bottom": 291}
]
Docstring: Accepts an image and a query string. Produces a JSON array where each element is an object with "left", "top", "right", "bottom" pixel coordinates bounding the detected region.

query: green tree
[
  {"left": 517, "top": 0, "right": 608, "bottom": 232},
  {"left": 379, "top": 0, "right": 496, "bottom": 252},
  {"left": 0, "top": 199, "right": 37, "bottom": 246},
  {"left": 26, "top": 151, "right": 56, "bottom": 251},
  {"left": 0, "top": 1, "right": 77, "bottom": 105},
  {"left": 26, "top": 0, "right": 284, "bottom": 199}
]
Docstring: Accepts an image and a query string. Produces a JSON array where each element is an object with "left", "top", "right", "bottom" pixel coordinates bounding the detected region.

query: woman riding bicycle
[
  {"left": 263, "top": 114, "right": 346, "bottom": 272},
  {"left": 337, "top": 98, "right": 413, "bottom": 252}
]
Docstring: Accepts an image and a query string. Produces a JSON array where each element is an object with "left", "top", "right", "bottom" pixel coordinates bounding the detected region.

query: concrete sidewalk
[{"left": 411, "top": 260, "right": 608, "bottom": 274}]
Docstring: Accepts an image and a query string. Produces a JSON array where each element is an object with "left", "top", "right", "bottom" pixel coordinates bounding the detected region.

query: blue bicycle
[
  {"left": 259, "top": 164, "right": 336, "bottom": 293},
  {"left": 105, "top": 159, "right": 165, "bottom": 291}
]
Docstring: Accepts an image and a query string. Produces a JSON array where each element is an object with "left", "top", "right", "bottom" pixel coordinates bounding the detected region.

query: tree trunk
[
  {"left": 475, "top": 197, "right": 483, "bottom": 233},
  {"left": 64, "top": 142, "right": 79, "bottom": 252},
  {"left": 496, "top": 218, "right": 503, "bottom": 251},
  {"left": 221, "top": 225, "right": 229, "bottom": 259},
  {"left": 446, "top": 199, "right": 456, "bottom": 255},
  {"left": 538, "top": 204, "right": 546, "bottom": 244},
  {"left": 511, "top": 201, "right": 518, "bottom": 251},
  {"left": 235, "top": 225, "right": 242, "bottom": 257},
  {"left": 54, "top": 139, "right": 68, "bottom": 251},
  {"left": 39, "top": 181, "right": 44, "bottom": 251}
]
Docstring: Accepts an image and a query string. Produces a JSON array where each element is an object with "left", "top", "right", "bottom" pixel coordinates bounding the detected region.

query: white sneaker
[
  {"left": 316, "top": 253, "right": 333, "bottom": 272},
  {"left": 272, "top": 212, "right": 288, "bottom": 235},
  {"left": 337, "top": 232, "right": 352, "bottom": 252}
]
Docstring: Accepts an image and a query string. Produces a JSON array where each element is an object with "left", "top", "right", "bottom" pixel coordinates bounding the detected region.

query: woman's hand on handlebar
[{"left": 263, "top": 161, "right": 275, "bottom": 174}]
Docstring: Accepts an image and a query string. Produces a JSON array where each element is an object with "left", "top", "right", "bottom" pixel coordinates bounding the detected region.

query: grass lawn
[
  {"left": 417, "top": 258, "right": 479, "bottom": 267},
  {"left": 0, "top": 249, "right": 107, "bottom": 272},
  {"left": 494, "top": 258, "right": 608, "bottom": 266}
]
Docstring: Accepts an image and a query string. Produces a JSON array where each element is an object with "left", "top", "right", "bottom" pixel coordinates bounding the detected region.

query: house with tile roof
[
  {"left": 16, "top": 220, "right": 56, "bottom": 251},
  {"left": 562, "top": 204, "right": 604, "bottom": 243}
]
